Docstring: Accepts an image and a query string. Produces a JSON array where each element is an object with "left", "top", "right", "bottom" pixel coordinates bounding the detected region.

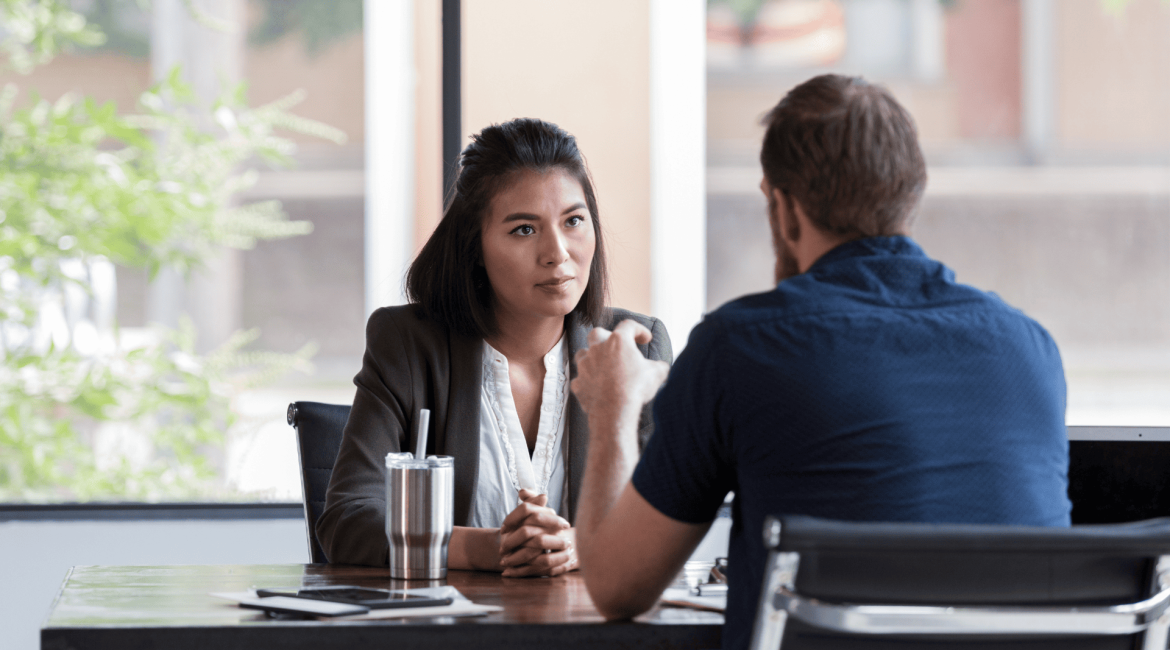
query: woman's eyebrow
[{"left": 501, "top": 203, "right": 586, "bottom": 223}]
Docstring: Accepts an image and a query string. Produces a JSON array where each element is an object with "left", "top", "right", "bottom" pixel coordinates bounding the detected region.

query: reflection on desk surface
[{"left": 44, "top": 564, "right": 725, "bottom": 628}]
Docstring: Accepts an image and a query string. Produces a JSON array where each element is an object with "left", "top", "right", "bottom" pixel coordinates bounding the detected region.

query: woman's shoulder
[
  {"left": 599, "top": 308, "right": 662, "bottom": 332},
  {"left": 367, "top": 304, "right": 424, "bottom": 335},
  {"left": 365, "top": 304, "right": 453, "bottom": 350}
]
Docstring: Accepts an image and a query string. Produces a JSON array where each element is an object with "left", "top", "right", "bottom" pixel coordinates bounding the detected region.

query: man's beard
[
  {"left": 769, "top": 198, "right": 801, "bottom": 284},
  {"left": 766, "top": 190, "right": 802, "bottom": 284},
  {"left": 772, "top": 231, "right": 800, "bottom": 284}
]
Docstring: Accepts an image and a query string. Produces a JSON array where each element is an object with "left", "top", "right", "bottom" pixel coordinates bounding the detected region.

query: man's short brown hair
[{"left": 760, "top": 74, "right": 927, "bottom": 238}]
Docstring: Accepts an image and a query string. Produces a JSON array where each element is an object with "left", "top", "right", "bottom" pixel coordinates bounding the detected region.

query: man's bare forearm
[
  {"left": 572, "top": 321, "right": 681, "bottom": 619},
  {"left": 576, "top": 408, "right": 640, "bottom": 539},
  {"left": 576, "top": 406, "right": 656, "bottom": 619}
]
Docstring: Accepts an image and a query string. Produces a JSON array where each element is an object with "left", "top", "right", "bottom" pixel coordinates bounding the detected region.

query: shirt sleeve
[{"left": 631, "top": 317, "right": 734, "bottom": 524}]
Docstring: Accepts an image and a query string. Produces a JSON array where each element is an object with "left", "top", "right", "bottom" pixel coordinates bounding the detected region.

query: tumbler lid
[{"left": 385, "top": 453, "right": 453, "bottom": 469}]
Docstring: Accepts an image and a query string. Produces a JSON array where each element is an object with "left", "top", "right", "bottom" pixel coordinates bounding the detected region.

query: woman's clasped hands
[{"left": 497, "top": 488, "right": 578, "bottom": 577}]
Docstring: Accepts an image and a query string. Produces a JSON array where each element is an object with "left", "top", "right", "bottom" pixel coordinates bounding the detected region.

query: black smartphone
[
  {"left": 239, "top": 596, "right": 369, "bottom": 618},
  {"left": 294, "top": 586, "right": 454, "bottom": 610}
]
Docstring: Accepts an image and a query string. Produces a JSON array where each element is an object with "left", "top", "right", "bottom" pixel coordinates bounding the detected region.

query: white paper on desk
[
  {"left": 209, "top": 586, "right": 501, "bottom": 620},
  {"left": 659, "top": 587, "right": 726, "bottom": 613},
  {"left": 329, "top": 600, "right": 501, "bottom": 621}
]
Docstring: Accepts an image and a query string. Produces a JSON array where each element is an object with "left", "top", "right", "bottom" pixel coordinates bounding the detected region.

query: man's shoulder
[
  {"left": 701, "top": 287, "right": 801, "bottom": 330},
  {"left": 700, "top": 272, "right": 1058, "bottom": 357}
]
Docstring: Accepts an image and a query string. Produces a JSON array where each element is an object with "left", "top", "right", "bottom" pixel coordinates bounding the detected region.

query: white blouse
[{"left": 466, "top": 335, "right": 570, "bottom": 529}]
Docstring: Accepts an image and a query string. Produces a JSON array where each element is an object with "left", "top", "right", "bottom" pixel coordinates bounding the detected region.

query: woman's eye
[
  {"left": 566, "top": 215, "right": 585, "bottom": 227},
  {"left": 510, "top": 224, "right": 535, "bottom": 236}
]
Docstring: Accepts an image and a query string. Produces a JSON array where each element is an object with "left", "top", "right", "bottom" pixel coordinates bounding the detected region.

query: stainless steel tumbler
[{"left": 385, "top": 453, "right": 454, "bottom": 579}]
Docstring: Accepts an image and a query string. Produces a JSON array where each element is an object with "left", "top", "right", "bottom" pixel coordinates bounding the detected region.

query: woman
[{"left": 317, "top": 118, "right": 672, "bottom": 576}]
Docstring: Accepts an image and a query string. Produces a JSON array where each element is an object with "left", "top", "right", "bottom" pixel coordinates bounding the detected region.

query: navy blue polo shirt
[{"left": 632, "top": 236, "right": 1070, "bottom": 650}]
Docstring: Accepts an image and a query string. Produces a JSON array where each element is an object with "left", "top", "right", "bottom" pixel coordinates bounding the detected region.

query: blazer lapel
[
  {"left": 445, "top": 330, "right": 483, "bottom": 527},
  {"left": 566, "top": 316, "right": 591, "bottom": 524}
]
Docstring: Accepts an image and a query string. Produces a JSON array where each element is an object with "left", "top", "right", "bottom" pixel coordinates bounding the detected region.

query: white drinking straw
[{"left": 413, "top": 409, "right": 431, "bottom": 460}]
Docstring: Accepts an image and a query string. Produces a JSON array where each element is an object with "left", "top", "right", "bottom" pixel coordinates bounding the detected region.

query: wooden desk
[{"left": 41, "top": 564, "right": 723, "bottom": 650}]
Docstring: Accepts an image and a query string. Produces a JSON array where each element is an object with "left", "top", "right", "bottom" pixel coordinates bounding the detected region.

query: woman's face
[{"left": 480, "top": 168, "right": 595, "bottom": 327}]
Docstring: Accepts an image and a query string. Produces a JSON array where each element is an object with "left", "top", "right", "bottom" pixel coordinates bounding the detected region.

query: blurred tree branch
[{"left": 0, "top": 0, "right": 345, "bottom": 501}]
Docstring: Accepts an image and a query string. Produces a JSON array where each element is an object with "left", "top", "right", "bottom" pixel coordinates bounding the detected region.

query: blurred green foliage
[
  {"left": 1100, "top": 0, "right": 1170, "bottom": 15},
  {"left": 0, "top": 0, "right": 345, "bottom": 501},
  {"left": 249, "top": 0, "right": 363, "bottom": 57},
  {"left": 66, "top": 0, "right": 363, "bottom": 61},
  {"left": 0, "top": 0, "right": 105, "bottom": 72},
  {"left": 75, "top": 0, "right": 149, "bottom": 59}
]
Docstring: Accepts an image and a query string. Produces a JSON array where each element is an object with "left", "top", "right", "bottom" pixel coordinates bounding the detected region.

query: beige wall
[
  {"left": 1058, "top": 0, "right": 1170, "bottom": 147},
  {"left": 460, "top": 0, "right": 653, "bottom": 315},
  {"left": 0, "top": 52, "right": 149, "bottom": 110},
  {"left": 246, "top": 32, "right": 365, "bottom": 145},
  {"left": 0, "top": 13, "right": 366, "bottom": 147},
  {"left": 944, "top": 0, "right": 1020, "bottom": 140}
]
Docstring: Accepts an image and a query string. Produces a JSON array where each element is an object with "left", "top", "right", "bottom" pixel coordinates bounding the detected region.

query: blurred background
[
  {"left": 705, "top": 0, "right": 1170, "bottom": 431},
  {"left": 1, "top": 0, "right": 1167, "bottom": 506}
]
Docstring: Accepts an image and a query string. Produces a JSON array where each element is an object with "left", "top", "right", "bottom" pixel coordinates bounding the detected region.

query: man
[{"left": 570, "top": 74, "right": 1071, "bottom": 650}]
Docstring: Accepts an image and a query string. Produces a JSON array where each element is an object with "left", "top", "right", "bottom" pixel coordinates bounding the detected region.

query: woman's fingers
[
  {"left": 499, "top": 525, "right": 569, "bottom": 557},
  {"left": 517, "top": 488, "right": 547, "bottom": 507},
  {"left": 500, "top": 528, "right": 576, "bottom": 566},
  {"left": 500, "top": 544, "right": 553, "bottom": 568},
  {"left": 501, "top": 548, "right": 579, "bottom": 578},
  {"left": 499, "top": 501, "right": 568, "bottom": 538},
  {"left": 500, "top": 499, "right": 557, "bottom": 532},
  {"left": 499, "top": 501, "right": 540, "bottom": 535}
]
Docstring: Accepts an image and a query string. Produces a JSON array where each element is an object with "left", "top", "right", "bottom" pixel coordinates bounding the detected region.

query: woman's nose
[{"left": 540, "top": 231, "right": 570, "bottom": 266}]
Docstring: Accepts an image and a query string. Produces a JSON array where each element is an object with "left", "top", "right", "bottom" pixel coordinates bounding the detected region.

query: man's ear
[{"left": 770, "top": 187, "right": 801, "bottom": 245}]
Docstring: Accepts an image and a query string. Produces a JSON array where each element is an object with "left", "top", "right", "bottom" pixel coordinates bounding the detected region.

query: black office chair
[
  {"left": 286, "top": 401, "right": 351, "bottom": 564},
  {"left": 751, "top": 515, "right": 1170, "bottom": 650}
]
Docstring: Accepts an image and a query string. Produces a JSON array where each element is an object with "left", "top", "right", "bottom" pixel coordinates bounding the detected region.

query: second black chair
[{"left": 752, "top": 515, "right": 1170, "bottom": 650}]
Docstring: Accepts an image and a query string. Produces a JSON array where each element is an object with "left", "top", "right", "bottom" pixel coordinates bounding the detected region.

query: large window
[
  {"left": 1, "top": 0, "right": 693, "bottom": 504},
  {"left": 1, "top": 0, "right": 362, "bottom": 502},
  {"left": 706, "top": 0, "right": 1170, "bottom": 426},
  {"left": 6, "top": 0, "right": 1163, "bottom": 505}
]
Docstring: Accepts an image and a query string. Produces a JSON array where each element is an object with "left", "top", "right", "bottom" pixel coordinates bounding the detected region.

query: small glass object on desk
[{"left": 676, "top": 557, "right": 729, "bottom": 595}]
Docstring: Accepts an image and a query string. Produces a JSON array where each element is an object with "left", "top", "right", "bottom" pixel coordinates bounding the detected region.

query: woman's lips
[{"left": 537, "top": 277, "right": 574, "bottom": 292}]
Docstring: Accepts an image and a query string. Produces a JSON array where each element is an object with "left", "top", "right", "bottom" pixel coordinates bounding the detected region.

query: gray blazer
[{"left": 317, "top": 305, "right": 673, "bottom": 566}]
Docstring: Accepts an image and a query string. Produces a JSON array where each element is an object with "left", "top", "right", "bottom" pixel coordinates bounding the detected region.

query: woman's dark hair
[
  {"left": 405, "top": 118, "right": 609, "bottom": 338},
  {"left": 760, "top": 74, "right": 927, "bottom": 238}
]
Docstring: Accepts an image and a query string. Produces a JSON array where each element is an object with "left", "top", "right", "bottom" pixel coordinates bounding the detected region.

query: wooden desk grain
[{"left": 41, "top": 564, "right": 723, "bottom": 650}]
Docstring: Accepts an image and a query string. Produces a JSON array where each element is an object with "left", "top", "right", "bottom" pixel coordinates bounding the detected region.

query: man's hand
[
  {"left": 570, "top": 319, "right": 706, "bottom": 620},
  {"left": 571, "top": 320, "right": 670, "bottom": 427},
  {"left": 498, "top": 489, "right": 578, "bottom": 577}
]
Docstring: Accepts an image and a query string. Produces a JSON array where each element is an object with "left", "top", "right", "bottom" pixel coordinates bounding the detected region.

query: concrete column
[
  {"left": 911, "top": 0, "right": 945, "bottom": 82},
  {"left": 364, "top": 0, "right": 416, "bottom": 315},
  {"left": 650, "top": 0, "right": 706, "bottom": 348},
  {"left": 147, "top": 0, "right": 244, "bottom": 351},
  {"left": 1022, "top": 0, "right": 1056, "bottom": 163}
]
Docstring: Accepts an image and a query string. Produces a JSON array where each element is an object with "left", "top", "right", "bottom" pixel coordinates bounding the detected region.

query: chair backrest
[
  {"left": 751, "top": 515, "right": 1170, "bottom": 650},
  {"left": 286, "top": 401, "right": 350, "bottom": 564}
]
